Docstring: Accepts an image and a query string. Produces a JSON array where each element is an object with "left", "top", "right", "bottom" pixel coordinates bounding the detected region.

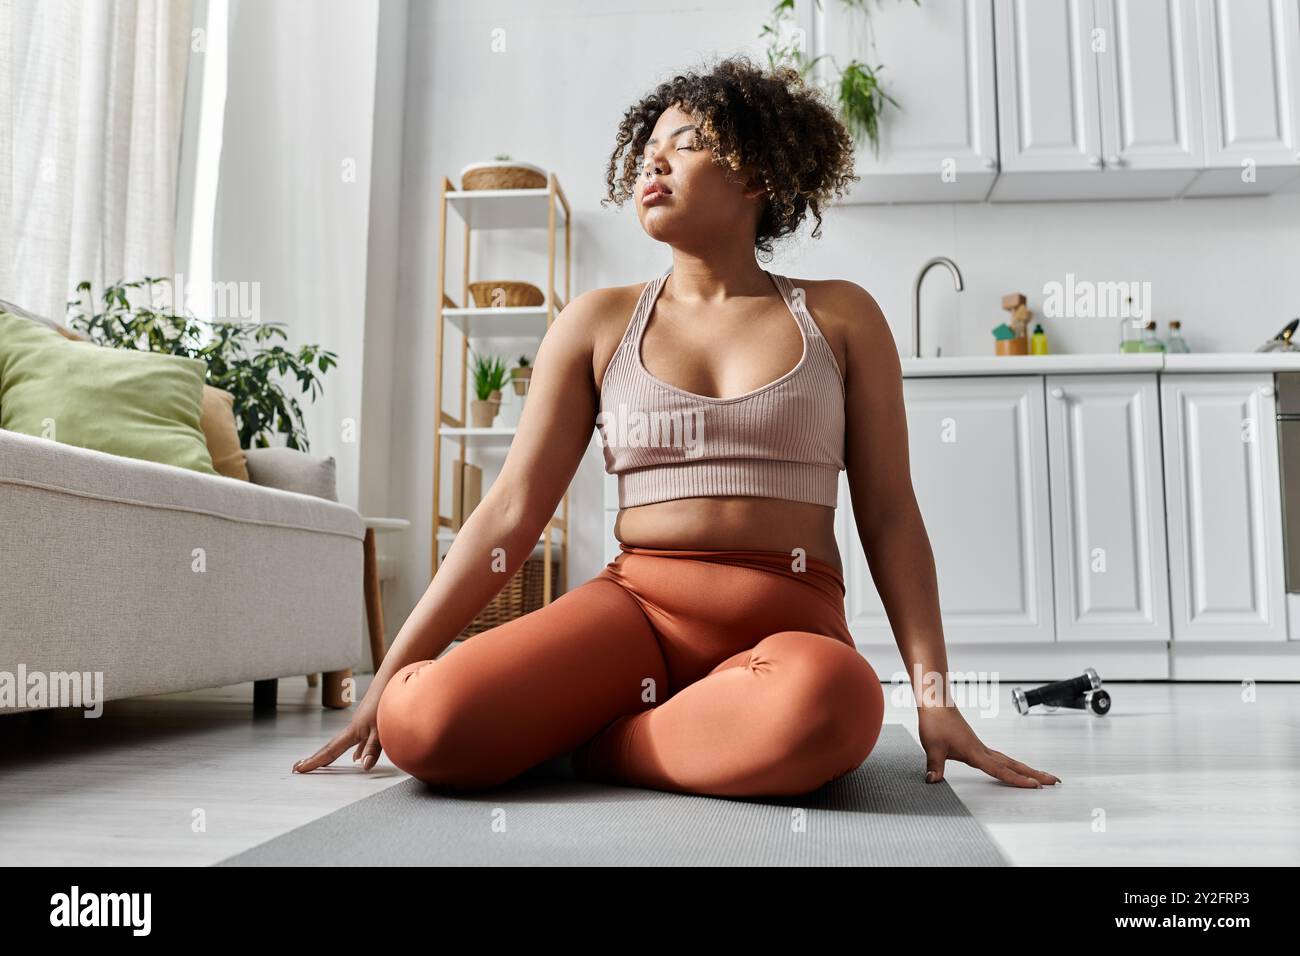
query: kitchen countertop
[{"left": 901, "top": 352, "right": 1300, "bottom": 377}]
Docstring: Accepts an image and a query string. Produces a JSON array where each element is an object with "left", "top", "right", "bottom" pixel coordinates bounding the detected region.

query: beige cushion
[
  {"left": 244, "top": 446, "right": 338, "bottom": 501},
  {"left": 200, "top": 386, "right": 250, "bottom": 481}
]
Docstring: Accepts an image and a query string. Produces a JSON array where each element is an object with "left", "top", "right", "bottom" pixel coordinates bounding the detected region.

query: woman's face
[{"left": 634, "top": 103, "right": 762, "bottom": 247}]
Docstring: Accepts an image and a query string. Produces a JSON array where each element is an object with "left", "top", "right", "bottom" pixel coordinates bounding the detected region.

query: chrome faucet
[{"left": 911, "top": 256, "right": 964, "bottom": 359}]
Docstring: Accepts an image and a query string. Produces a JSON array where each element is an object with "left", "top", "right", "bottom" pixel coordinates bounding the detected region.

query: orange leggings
[{"left": 376, "top": 545, "right": 885, "bottom": 798}]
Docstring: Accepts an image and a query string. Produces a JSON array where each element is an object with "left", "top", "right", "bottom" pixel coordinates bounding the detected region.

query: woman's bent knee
[
  {"left": 822, "top": 641, "right": 886, "bottom": 765},
  {"left": 760, "top": 631, "right": 886, "bottom": 781},
  {"left": 377, "top": 659, "right": 495, "bottom": 790}
]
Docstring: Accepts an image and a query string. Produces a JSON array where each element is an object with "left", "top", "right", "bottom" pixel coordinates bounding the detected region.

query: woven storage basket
[
  {"left": 461, "top": 163, "right": 547, "bottom": 190},
  {"left": 468, "top": 280, "right": 544, "bottom": 308},
  {"left": 459, "top": 553, "right": 563, "bottom": 639}
]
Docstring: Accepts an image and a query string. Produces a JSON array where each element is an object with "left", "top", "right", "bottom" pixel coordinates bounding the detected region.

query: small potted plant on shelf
[
  {"left": 510, "top": 353, "right": 532, "bottom": 396},
  {"left": 469, "top": 350, "right": 509, "bottom": 426}
]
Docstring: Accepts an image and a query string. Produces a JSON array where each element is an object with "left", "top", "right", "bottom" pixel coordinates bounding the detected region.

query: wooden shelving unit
[{"left": 431, "top": 173, "right": 571, "bottom": 603}]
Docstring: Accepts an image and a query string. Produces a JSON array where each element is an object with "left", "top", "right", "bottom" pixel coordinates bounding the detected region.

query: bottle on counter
[
  {"left": 1119, "top": 296, "right": 1144, "bottom": 353},
  {"left": 1166, "top": 320, "right": 1190, "bottom": 353},
  {"left": 1139, "top": 320, "right": 1165, "bottom": 352},
  {"left": 1030, "top": 323, "right": 1049, "bottom": 354},
  {"left": 1119, "top": 321, "right": 1144, "bottom": 352}
]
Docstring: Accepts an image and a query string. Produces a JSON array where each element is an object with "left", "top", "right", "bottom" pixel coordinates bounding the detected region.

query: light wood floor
[{"left": 2, "top": 677, "right": 1296, "bottom": 866}]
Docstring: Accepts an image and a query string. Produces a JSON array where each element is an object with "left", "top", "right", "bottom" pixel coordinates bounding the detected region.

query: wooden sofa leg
[
  {"left": 253, "top": 678, "right": 278, "bottom": 712},
  {"left": 322, "top": 669, "right": 353, "bottom": 709},
  {"left": 306, "top": 673, "right": 319, "bottom": 688}
]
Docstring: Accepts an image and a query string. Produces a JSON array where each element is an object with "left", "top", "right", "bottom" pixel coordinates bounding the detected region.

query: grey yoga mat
[{"left": 217, "top": 724, "right": 1010, "bottom": 866}]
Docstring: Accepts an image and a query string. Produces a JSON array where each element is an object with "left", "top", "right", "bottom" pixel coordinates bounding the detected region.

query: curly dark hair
[{"left": 601, "top": 54, "right": 858, "bottom": 260}]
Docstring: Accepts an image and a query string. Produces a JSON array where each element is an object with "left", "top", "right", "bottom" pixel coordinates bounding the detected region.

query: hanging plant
[
  {"left": 838, "top": 60, "right": 899, "bottom": 157},
  {"left": 760, "top": 0, "right": 918, "bottom": 156}
]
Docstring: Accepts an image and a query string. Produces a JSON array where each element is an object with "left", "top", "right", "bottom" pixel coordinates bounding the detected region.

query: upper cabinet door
[
  {"left": 994, "top": 0, "right": 1212, "bottom": 198},
  {"left": 1185, "top": 0, "right": 1300, "bottom": 195},
  {"left": 842, "top": 376, "right": 1054, "bottom": 644},
  {"left": 815, "top": 0, "right": 998, "bottom": 202},
  {"left": 1045, "top": 374, "right": 1170, "bottom": 642},
  {"left": 1094, "top": 0, "right": 1204, "bottom": 174},
  {"left": 994, "top": 0, "right": 1104, "bottom": 175}
]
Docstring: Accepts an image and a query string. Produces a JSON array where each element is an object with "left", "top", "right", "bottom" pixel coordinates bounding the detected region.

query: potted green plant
[
  {"left": 67, "top": 276, "right": 336, "bottom": 451},
  {"left": 760, "top": 0, "right": 915, "bottom": 157},
  {"left": 510, "top": 353, "right": 532, "bottom": 396},
  {"left": 469, "top": 349, "right": 509, "bottom": 426}
]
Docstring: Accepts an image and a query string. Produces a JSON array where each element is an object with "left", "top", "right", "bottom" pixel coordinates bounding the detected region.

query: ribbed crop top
[{"left": 596, "top": 269, "right": 846, "bottom": 509}]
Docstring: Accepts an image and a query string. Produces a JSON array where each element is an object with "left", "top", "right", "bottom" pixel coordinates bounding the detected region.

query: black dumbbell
[
  {"left": 1044, "top": 688, "right": 1111, "bottom": 716},
  {"left": 1013, "top": 668, "right": 1103, "bottom": 715}
]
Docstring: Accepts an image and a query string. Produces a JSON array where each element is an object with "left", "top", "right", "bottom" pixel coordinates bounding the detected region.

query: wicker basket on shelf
[
  {"left": 458, "top": 553, "right": 563, "bottom": 639},
  {"left": 460, "top": 161, "right": 547, "bottom": 191},
  {"left": 467, "top": 280, "right": 544, "bottom": 309}
]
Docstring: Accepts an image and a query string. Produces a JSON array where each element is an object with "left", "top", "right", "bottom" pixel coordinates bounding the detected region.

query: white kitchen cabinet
[
  {"left": 813, "top": 0, "right": 999, "bottom": 202},
  {"left": 1184, "top": 0, "right": 1300, "bottom": 195},
  {"left": 992, "top": 0, "right": 1103, "bottom": 179},
  {"left": 1095, "top": 0, "right": 1204, "bottom": 173},
  {"left": 842, "top": 376, "right": 1055, "bottom": 644},
  {"left": 1160, "top": 373, "right": 1287, "bottom": 641},
  {"left": 992, "top": 0, "right": 1206, "bottom": 199},
  {"left": 1044, "top": 374, "right": 1170, "bottom": 641}
]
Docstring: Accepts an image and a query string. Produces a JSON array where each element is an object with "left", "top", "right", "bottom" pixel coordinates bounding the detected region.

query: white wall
[
  {"left": 368, "top": 0, "right": 1300, "bottom": 656},
  {"left": 359, "top": 0, "right": 408, "bottom": 523},
  {"left": 214, "top": 0, "right": 380, "bottom": 510},
  {"left": 845, "top": 194, "right": 1300, "bottom": 359}
]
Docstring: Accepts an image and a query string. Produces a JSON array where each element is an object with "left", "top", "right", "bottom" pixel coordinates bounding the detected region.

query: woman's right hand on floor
[{"left": 292, "top": 682, "right": 385, "bottom": 774}]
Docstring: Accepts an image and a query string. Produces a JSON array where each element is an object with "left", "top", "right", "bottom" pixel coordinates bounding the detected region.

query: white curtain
[{"left": 0, "top": 0, "right": 192, "bottom": 321}]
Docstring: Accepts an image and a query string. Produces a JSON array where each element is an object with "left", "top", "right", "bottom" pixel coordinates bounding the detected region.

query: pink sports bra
[{"left": 596, "top": 269, "right": 846, "bottom": 509}]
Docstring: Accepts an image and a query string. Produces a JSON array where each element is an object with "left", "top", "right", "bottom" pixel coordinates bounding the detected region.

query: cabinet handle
[
  {"left": 1050, "top": 387, "right": 1065, "bottom": 399},
  {"left": 1106, "top": 154, "right": 1125, "bottom": 167},
  {"left": 983, "top": 156, "right": 996, "bottom": 170},
  {"left": 1087, "top": 155, "right": 1103, "bottom": 168},
  {"left": 1261, "top": 384, "right": 1275, "bottom": 397}
]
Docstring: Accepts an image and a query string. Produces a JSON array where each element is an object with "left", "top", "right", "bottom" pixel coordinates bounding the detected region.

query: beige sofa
[{"left": 0, "top": 428, "right": 364, "bottom": 715}]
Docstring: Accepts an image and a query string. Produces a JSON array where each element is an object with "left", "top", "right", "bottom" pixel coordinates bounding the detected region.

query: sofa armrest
[
  {"left": 0, "top": 429, "right": 361, "bottom": 540},
  {"left": 244, "top": 446, "right": 339, "bottom": 502}
]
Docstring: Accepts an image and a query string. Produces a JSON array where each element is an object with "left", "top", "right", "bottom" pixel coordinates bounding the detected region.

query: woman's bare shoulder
[
  {"left": 557, "top": 282, "right": 645, "bottom": 332},
  {"left": 536, "top": 283, "right": 642, "bottom": 354},
  {"left": 787, "top": 277, "right": 886, "bottom": 328},
  {"left": 786, "top": 276, "right": 898, "bottom": 377},
  {"left": 552, "top": 282, "right": 651, "bottom": 388}
]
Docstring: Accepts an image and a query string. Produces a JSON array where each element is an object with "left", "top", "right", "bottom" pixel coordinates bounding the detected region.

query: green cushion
[{"left": 0, "top": 311, "right": 217, "bottom": 476}]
